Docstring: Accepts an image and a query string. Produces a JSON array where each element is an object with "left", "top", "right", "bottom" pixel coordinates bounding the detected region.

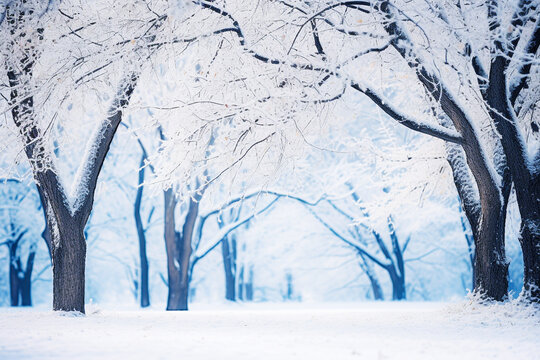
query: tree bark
[
  {"left": 163, "top": 188, "right": 200, "bottom": 310},
  {"left": 164, "top": 188, "right": 182, "bottom": 310},
  {"left": 460, "top": 209, "right": 476, "bottom": 289},
  {"left": 20, "top": 247, "right": 35, "bottom": 306},
  {"left": 37, "top": 185, "right": 52, "bottom": 259},
  {"left": 49, "top": 215, "right": 86, "bottom": 312},
  {"left": 388, "top": 267, "right": 406, "bottom": 300},
  {"left": 488, "top": 54, "right": 540, "bottom": 301},
  {"left": 6, "top": 231, "right": 35, "bottom": 306},
  {"left": 444, "top": 141, "right": 510, "bottom": 298},
  {"left": 134, "top": 153, "right": 150, "bottom": 307},
  {"left": 221, "top": 234, "right": 237, "bottom": 301},
  {"left": 385, "top": 218, "right": 406, "bottom": 300},
  {"left": 245, "top": 266, "right": 254, "bottom": 301},
  {"left": 8, "top": 243, "right": 20, "bottom": 306},
  {"left": 487, "top": 6, "right": 540, "bottom": 299},
  {"left": 358, "top": 254, "right": 384, "bottom": 300}
]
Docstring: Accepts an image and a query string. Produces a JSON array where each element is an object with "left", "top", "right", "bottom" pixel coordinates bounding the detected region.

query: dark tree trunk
[
  {"left": 167, "top": 231, "right": 189, "bottom": 311},
  {"left": 134, "top": 153, "right": 150, "bottom": 308},
  {"left": 445, "top": 141, "right": 510, "bottom": 299},
  {"left": 20, "top": 279, "right": 32, "bottom": 306},
  {"left": 138, "top": 236, "right": 150, "bottom": 308},
  {"left": 164, "top": 188, "right": 183, "bottom": 310},
  {"left": 460, "top": 208, "right": 476, "bottom": 288},
  {"left": 388, "top": 267, "right": 406, "bottom": 301},
  {"left": 221, "top": 235, "right": 237, "bottom": 301},
  {"left": 387, "top": 217, "right": 406, "bottom": 300},
  {"left": 520, "top": 217, "right": 540, "bottom": 300},
  {"left": 163, "top": 188, "right": 199, "bottom": 311},
  {"left": 37, "top": 186, "right": 52, "bottom": 259},
  {"left": 50, "top": 217, "right": 86, "bottom": 312},
  {"left": 471, "top": 205, "right": 508, "bottom": 300},
  {"left": 8, "top": 244, "right": 20, "bottom": 306},
  {"left": 20, "top": 247, "right": 35, "bottom": 306},
  {"left": 488, "top": 50, "right": 540, "bottom": 301},
  {"left": 7, "top": 233, "right": 36, "bottom": 306}
]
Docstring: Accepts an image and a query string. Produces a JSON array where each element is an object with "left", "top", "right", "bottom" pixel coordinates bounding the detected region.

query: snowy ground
[{"left": 0, "top": 301, "right": 538, "bottom": 360}]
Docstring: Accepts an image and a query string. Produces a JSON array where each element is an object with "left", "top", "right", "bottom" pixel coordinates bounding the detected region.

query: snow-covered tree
[
  {"left": 0, "top": 0, "right": 230, "bottom": 312},
  {"left": 184, "top": 0, "right": 538, "bottom": 301}
]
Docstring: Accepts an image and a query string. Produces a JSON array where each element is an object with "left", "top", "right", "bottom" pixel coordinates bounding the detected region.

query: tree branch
[
  {"left": 191, "top": 196, "right": 280, "bottom": 270},
  {"left": 72, "top": 72, "right": 139, "bottom": 223},
  {"left": 351, "top": 82, "right": 464, "bottom": 144},
  {"left": 509, "top": 18, "right": 540, "bottom": 107},
  {"left": 304, "top": 205, "right": 390, "bottom": 269}
]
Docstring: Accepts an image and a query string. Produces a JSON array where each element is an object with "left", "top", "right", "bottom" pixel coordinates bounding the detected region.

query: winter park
[{"left": 0, "top": 0, "right": 539, "bottom": 359}]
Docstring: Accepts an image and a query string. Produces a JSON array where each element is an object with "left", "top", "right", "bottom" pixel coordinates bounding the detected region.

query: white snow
[{"left": 0, "top": 301, "right": 538, "bottom": 360}]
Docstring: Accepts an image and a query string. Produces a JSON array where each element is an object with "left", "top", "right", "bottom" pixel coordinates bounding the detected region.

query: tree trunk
[
  {"left": 238, "top": 265, "right": 245, "bottom": 301},
  {"left": 37, "top": 186, "right": 52, "bottom": 259},
  {"left": 166, "top": 227, "right": 189, "bottom": 310},
  {"left": 236, "top": 263, "right": 254, "bottom": 301},
  {"left": 488, "top": 54, "right": 540, "bottom": 301},
  {"left": 138, "top": 240, "right": 150, "bottom": 308},
  {"left": 245, "top": 266, "right": 254, "bottom": 301},
  {"left": 285, "top": 272, "right": 293, "bottom": 300},
  {"left": 366, "top": 272, "right": 384, "bottom": 301},
  {"left": 20, "top": 245, "right": 35, "bottom": 306},
  {"left": 6, "top": 233, "right": 36, "bottom": 306},
  {"left": 50, "top": 216, "right": 86, "bottom": 313},
  {"left": 164, "top": 188, "right": 198, "bottom": 311},
  {"left": 459, "top": 208, "right": 476, "bottom": 289},
  {"left": 388, "top": 217, "right": 406, "bottom": 300},
  {"left": 472, "top": 204, "right": 508, "bottom": 300},
  {"left": 164, "top": 188, "right": 182, "bottom": 310},
  {"left": 19, "top": 245, "right": 36, "bottom": 306},
  {"left": 358, "top": 253, "right": 384, "bottom": 300},
  {"left": 521, "top": 217, "right": 540, "bottom": 300},
  {"left": 20, "top": 280, "right": 32, "bottom": 306},
  {"left": 445, "top": 141, "right": 509, "bottom": 299},
  {"left": 221, "top": 235, "right": 237, "bottom": 301},
  {"left": 134, "top": 153, "right": 150, "bottom": 308},
  {"left": 8, "top": 244, "right": 20, "bottom": 306},
  {"left": 388, "top": 267, "right": 406, "bottom": 300}
]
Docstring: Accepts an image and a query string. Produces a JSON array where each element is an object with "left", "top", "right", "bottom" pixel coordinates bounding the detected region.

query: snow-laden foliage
[{"left": 0, "top": 0, "right": 538, "bottom": 311}]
